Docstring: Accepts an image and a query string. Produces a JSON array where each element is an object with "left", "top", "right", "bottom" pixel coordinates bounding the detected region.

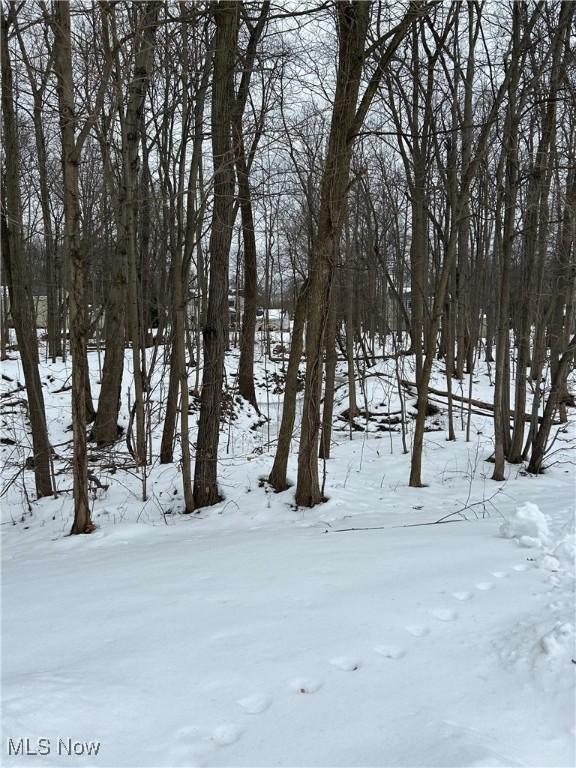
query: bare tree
[
  {"left": 50, "top": 0, "right": 112, "bottom": 533},
  {"left": 295, "top": 2, "right": 419, "bottom": 506},
  {"left": 193, "top": 0, "right": 240, "bottom": 508},
  {"left": 1, "top": 6, "right": 53, "bottom": 499}
]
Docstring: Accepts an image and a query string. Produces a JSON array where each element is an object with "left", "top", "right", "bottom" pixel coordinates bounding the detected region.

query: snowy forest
[{"left": 1, "top": 1, "right": 575, "bottom": 767}]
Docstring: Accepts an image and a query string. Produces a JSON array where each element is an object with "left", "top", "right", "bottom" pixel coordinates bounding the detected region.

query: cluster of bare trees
[{"left": 1, "top": 1, "right": 574, "bottom": 534}]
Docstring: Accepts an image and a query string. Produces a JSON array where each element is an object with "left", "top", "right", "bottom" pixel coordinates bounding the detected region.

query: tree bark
[
  {"left": 508, "top": 1, "right": 572, "bottom": 462},
  {"left": 52, "top": 1, "right": 92, "bottom": 532},
  {"left": 1, "top": 9, "right": 53, "bottom": 498},
  {"left": 235, "top": 131, "right": 260, "bottom": 412},
  {"left": 193, "top": 0, "right": 240, "bottom": 508},
  {"left": 234, "top": 2, "right": 269, "bottom": 411},
  {"left": 319, "top": 283, "right": 338, "bottom": 459},
  {"left": 296, "top": 3, "right": 370, "bottom": 506},
  {"left": 92, "top": 2, "right": 160, "bottom": 449},
  {"left": 527, "top": 335, "right": 576, "bottom": 475},
  {"left": 268, "top": 280, "right": 308, "bottom": 492},
  {"left": 296, "top": 3, "right": 416, "bottom": 505}
]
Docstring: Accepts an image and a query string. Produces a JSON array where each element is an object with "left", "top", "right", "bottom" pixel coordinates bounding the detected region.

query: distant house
[
  {"left": 1, "top": 291, "right": 106, "bottom": 336},
  {"left": 1, "top": 291, "right": 51, "bottom": 329},
  {"left": 386, "top": 287, "right": 412, "bottom": 333},
  {"left": 257, "top": 308, "right": 290, "bottom": 332},
  {"left": 228, "top": 292, "right": 244, "bottom": 329}
]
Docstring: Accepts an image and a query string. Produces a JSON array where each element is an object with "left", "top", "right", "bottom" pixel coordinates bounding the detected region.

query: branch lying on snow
[
  {"left": 434, "top": 486, "right": 505, "bottom": 524},
  {"left": 400, "top": 380, "right": 560, "bottom": 424},
  {"left": 327, "top": 519, "right": 465, "bottom": 533},
  {"left": 325, "top": 485, "right": 506, "bottom": 532}
]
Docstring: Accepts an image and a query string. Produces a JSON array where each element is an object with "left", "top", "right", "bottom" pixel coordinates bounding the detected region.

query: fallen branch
[
  {"left": 328, "top": 519, "right": 464, "bottom": 533},
  {"left": 400, "top": 380, "right": 559, "bottom": 424}
]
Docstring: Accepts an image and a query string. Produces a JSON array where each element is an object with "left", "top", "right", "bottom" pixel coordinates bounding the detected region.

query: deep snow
[{"left": 1, "top": 340, "right": 575, "bottom": 767}]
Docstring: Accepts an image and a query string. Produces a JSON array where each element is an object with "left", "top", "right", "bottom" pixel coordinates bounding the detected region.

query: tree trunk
[
  {"left": 268, "top": 281, "right": 308, "bottom": 492},
  {"left": 508, "top": 2, "right": 571, "bottom": 462},
  {"left": 295, "top": 2, "right": 371, "bottom": 506},
  {"left": 319, "top": 285, "right": 338, "bottom": 460},
  {"left": 193, "top": 1, "right": 240, "bottom": 508},
  {"left": 233, "top": 3, "right": 269, "bottom": 411},
  {"left": 296, "top": 3, "right": 415, "bottom": 505},
  {"left": 52, "top": 2, "right": 91, "bottom": 532},
  {"left": 494, "top": 8, "right": 519, "bottom": 479},
  {"left": 1, "top": 9, "right": 53, "bottom": 498},
  {"left": 160, "top": 336, "right": 179, "bottom": 463},
  {"left": 235, "top": 131, "right": 260, "bottom": 412},
  {"left": 549, "top": 169, "right": 576, "bottom": 422},
  {"left": 93, "top": 1, "right": 160, "bottom": 451},
  {"left": 527, "top": 335, "right": 576, "bottom": 474}
]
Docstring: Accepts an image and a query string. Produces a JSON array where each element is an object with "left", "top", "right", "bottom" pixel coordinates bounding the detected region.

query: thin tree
[
  {"left": 50, "top": 0, "right": 112, "bottom": 532},
  {"left": 1, "top": 6, "right": 53, "bottom": 499}
]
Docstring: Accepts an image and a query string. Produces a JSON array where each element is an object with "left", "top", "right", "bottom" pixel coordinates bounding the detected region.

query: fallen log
[{"left": 400, "top": 380, "right": 557, "bottom": 424}]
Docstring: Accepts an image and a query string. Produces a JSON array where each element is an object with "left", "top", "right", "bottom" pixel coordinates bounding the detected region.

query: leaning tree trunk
[
  {"left": 1, "top": 10, "right": 53, "bottom": 498},
  {"left": 192, "top": 1, "right": 240, "bottom": 508}
]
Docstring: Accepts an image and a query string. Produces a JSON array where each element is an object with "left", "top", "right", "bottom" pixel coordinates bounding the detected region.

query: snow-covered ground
[{"left": 1, "top": 341, "right": 575, "bottom": 767}]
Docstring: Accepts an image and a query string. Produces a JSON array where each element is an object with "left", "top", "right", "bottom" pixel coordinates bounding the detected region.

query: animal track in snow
[
  {"left": 405, "top": 624, "right": 430, "bottom": 637},
  {"left": 211, "top": 724, "right": 244, "bottom": 746},
  {"left": 237, "top": 693, "right": 272, "bottom": 714},
  {"left": 452, "top": 591, "right": 474, "bottom": 601},
  {"left": 431, "top": 608, "right": 458, "bottom": 622},
  {"left": 289, "top": 677, "right": 323, "bottom": 694},
  {"left": 374, "top": 644, "right": 406, "bottom": 659},
  {"left": 512, "top": 563, "right": 528, "bottom": 572},
  {"left": 329, "top": 656, "right": 362, "bottom": 671},
  {"left": 491, "top": 571, "right": 508, "bottom": 578},
  {"left": 475, "top": 582, "right": 494, "bottom": 591}
]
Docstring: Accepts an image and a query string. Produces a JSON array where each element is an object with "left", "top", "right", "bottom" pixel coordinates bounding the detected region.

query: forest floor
[{"left": 1, "top": 339, "right": 575, "bottom": 767}]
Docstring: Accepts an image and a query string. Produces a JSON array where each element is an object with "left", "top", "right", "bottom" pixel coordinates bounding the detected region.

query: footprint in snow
[
  {"left": 475, "top": 582, "right": 494, "bottom": 591},
  {"left": 405, "top": 624, "right": 430, "bottom": 637},
  {"left": 211, "top": 724, "right": 243, "bottom": 746},
  {"left": 491, "top": 571, "right": 508, "bottom": 578},
  {"left": 452, "top": 591, "right": 474, "bottom": 601},
  {"left": 169, "top": 727, "right": 214, "bottom": 766},
  {"left": 236, "top": 693, "right": 272, "bottom": 714},
  {"left": 329, "top": 656, "right": 362, "bottom": 671},
  {"left": 374, "top": 644, "right": 406, "bottom": 659},
  {"left": 512, "top": 564, "right": 528, "bottom": 572},
  {"left": 430, "top": 608, "right": 458, "bottom": 622},
  {"left": 289, "top": 677, "right": 323, "bottom": 694}
]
